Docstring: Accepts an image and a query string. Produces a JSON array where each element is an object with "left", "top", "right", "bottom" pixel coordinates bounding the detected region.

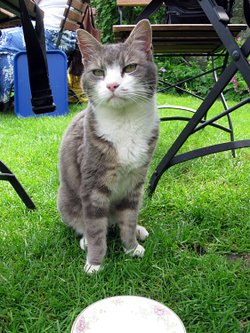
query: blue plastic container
[{"left": 14, "top": 50, "right": 68, "bottom": 117}]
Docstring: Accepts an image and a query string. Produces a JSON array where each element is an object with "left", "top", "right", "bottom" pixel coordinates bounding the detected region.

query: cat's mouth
[
  {"left": 107, "top": 93, "right": 125, "bottom": 103},
  {"left": 108, "top": 88, "right": 128, "bottom": 101}
]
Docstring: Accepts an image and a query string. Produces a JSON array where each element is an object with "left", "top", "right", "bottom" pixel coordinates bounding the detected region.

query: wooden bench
[
  {"left": 59, "top": 0, "right": 98, "bottom": 36},
  {"left": 114, "top": 23, "right": 247, "bottom": 55},
  {"left": 60, "top": 0, "right": 88, "bottom": 32},
  {"left": 56, "top": 0, "right": 99, "bottom": 103},
  {"left": 113, "top": 0, "right": 247, "bottom": 55}
]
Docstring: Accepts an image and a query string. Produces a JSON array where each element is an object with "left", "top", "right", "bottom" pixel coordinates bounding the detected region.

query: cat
[{"left": 57, "top": 19, "right": 159, "bottom": 274}]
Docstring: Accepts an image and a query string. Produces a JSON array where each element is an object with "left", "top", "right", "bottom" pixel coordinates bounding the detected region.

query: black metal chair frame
[
  {"left": 158, "top": 52, "right": 236, "bottom": 157},
  {"left": 148, "top": 0, "right": 250, "bottom": 195},
  {"left": 0, "top": 161, "right": 35, "bottom": 209}
]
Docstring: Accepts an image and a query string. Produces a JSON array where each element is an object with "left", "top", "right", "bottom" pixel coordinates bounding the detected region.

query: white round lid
[{"left": 71, "top": 296, "right": 186, "bottom": 333}]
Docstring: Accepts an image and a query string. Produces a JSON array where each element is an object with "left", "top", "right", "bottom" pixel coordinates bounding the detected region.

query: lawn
[{"left": 0, "top": 94, "right": 249, "bottom": 332}]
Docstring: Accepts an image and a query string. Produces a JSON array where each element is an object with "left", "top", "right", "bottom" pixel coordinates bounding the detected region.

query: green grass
[{"left": 0, "top": 95, "right": 249, "bottom": 332}]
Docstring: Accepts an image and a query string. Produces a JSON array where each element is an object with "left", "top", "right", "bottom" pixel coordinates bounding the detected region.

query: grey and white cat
[{"left": 57, "top": 19, "right": 159, "bottom": 274}]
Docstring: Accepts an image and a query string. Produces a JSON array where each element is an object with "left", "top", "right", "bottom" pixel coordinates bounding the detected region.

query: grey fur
[{"left": 57, "top": 20, "right": 159, "bottom": 271}]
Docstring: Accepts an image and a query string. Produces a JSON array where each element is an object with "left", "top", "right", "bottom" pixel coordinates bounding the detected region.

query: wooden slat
[
  {"left": 66, "top": 9, "right": 83, "bottom": 23},
  {"left": 67, "top": 0, "right": 86, "bottom": 12},
  {"left": 113, "top": 24, "right": 247, "bottom": 33},
  {"left": 0, "top": 0, "right": 36, "bottom": 18},
  {"left": 113, "top": 24, "right": 247, "bottom": 54},
  {"left": 0, "top": 7, "right": 15, "bottom": 17},
  {"left": 61, "top": 0, "right": 88, "bottom": 32},
  {"left": 117, "top": 0, "right": 150, "bottom": 6},
  {"left": 62, "top": 20, "right": 80, "bottom": 31},
  {"left": 0, "top": 13, "right": 21, "bottom": 28}
]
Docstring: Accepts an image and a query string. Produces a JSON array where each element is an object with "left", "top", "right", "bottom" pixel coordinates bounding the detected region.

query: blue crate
[{"left": 14, "top": 50, "right": 68, "bottom": 117}]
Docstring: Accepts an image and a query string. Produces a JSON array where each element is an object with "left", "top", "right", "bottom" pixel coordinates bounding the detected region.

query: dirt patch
[{"left": 225, "top": 253, "right": 250, "bottom": 266}]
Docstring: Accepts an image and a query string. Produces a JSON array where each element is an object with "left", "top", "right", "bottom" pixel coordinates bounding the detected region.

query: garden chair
[
  {"left": 0, "top": 161, "right": 35, "bottom": 209},
  {"left": 56, "top": 0, "right": 100, "bottom": 104},
  {"left": 0, "top": 0, "right": 40, "bottom": 209},
  {"left": 113, "top": 0, "right": 250, "bottom": 195}
]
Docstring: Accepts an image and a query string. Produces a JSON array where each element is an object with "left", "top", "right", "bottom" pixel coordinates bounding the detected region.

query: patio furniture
[
  {"left": 113, "top": 0, "right": 250, "bottom": 195},
  {"left": 0, "top": 161, "right": 35, "bottom": 209},
  {"left": 0, "top": 7, "right": 21, "bottom": 27},
  {"left": 56, "top": 0, "right": 99, "bottom": 103},
  {"left": 57, "top": 0, "right": 89, "bottom": 38},
  {"left": 0, "top": 0, "right": 47, "bottom": 209},
  {"left": 0, "top": 0, "right": 56, "bottom": 115},
  {"left": 56, "top": 0, "right": 89, "bottom": 103}
]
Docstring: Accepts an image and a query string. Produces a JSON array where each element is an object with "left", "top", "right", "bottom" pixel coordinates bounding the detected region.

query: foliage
[
  {"left": 224, "top": 36, "right": 250, "bottom": 100},
  {"left": 91, "top": 0, "right": 165, "bottom": 43},
  {"left": 91, "top": 0, "right": 119, "bottom": 43},
  {"left": 156, "top": 52, "right": 250, "bottom": 101},
  {"left": 156, "top": 56, "right": 214, "bottom": 98}
]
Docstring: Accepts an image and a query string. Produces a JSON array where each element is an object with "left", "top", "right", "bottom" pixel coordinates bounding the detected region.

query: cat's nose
[{"left": 106, "top": 82, "right": 120, "bottom": 92}]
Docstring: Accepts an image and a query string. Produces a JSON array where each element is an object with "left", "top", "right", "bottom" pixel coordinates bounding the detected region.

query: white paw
[
  {"left": 124, "top": 244, "right": 145, "bottom": 258},
  {"left": 80, "top": 237, "right": 88, "bottom": 251},
  {"left": 136, "top": 225, "right": 149, "bottom": 241},
  {"left": 84, "top": 260, "right": 101, "bottom": 274}
]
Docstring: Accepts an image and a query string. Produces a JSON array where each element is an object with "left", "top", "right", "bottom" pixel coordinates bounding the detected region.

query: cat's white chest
[
  {"left": 109, "top": 120, "right": 148, "bottom": 167},
  {"left": 94, "top": 101, "right": 157, "bottom": 168}
]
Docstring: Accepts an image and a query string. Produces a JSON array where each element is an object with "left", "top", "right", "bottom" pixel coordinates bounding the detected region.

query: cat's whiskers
[{"left": 126, "top": 91, "right": 152, "bottom": 103}]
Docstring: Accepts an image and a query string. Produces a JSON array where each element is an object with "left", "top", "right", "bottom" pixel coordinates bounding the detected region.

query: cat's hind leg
[
  {"left": 79, "top": 236, "right": 88, "bottom": 251},
  {"left": 136, "top": 225, "right": 149, "bottom": 241},
  {"left": 115, "top": 199, "right": 145, "bottom": 258},
  {"left": 57, "top": 185, "right": 85, "bottom": 234},
  {"left": 84, "top": 260, "right": 101, "bottom": 274},
  {"left": 123, "top": 225, "right": 149, "bottom": 258},
  {"left": 124, "top": 243, "right": 145, "bottom": 257}
]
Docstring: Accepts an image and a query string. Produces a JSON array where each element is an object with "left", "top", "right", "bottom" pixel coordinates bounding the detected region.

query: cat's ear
[
  {"left": 76, "top": 29, "right": 102, "bottom": 62},
  {"left": 125, "top": 19, "right": 152, "bottom": 55}
]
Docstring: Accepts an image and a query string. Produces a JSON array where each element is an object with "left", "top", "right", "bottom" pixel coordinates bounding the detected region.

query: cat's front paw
[
  {"left": 84, "top": 260, "right": 101, "bottom": 274},
  {"left": 124, "top": 244, "right": 145, "bottom": 258},
  {"left": 80, "top": 237, "right": 88, "bottom": 251},
  {"left": 136, "top": 225, "right": 149, "bottom": 241}
]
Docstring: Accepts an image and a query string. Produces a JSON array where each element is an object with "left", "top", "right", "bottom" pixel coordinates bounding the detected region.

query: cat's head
[{"left": 77, "top": 20, "right": 157, "bottom": 109}]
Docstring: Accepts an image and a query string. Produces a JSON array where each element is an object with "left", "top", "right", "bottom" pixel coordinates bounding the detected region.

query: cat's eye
[
  {"left": 123, "top": 64, "right": 137, "bottom": 74},
  {"left": 92, "top": 69, "right": 105, "bottom": 77}
]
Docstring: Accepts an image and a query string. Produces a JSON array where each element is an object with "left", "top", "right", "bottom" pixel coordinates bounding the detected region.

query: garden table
[
  {"left": 0, "top": 0, "right": 35, "bottom": 18},
  {"left": 148, "top": 0, "right": 250, "bottom": 194},
  {"left": 113, "top": 0, "right": 250, "bottom": 195}
]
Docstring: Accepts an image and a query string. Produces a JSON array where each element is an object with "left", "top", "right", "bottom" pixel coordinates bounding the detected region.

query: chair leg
[
  {"left": 199, "top": 0, "right": 250, "bottom": 87},
  {"left": 148, "top": 38, "right": 250, "bottom": 195},
  {"left": 0, "top": 161, "right": 35, "bottom": 209},
  {"left": 211, "top": 55, "right": 235, "bottom": 157}
]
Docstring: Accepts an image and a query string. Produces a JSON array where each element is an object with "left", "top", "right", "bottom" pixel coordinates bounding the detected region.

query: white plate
[{"left": 71, "top": 296, "right": 186, "bottom": 333}]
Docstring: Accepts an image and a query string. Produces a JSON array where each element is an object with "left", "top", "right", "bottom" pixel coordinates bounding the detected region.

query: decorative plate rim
[{"left": 71, "top": 295, "right": 186, "bottom": 333}]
